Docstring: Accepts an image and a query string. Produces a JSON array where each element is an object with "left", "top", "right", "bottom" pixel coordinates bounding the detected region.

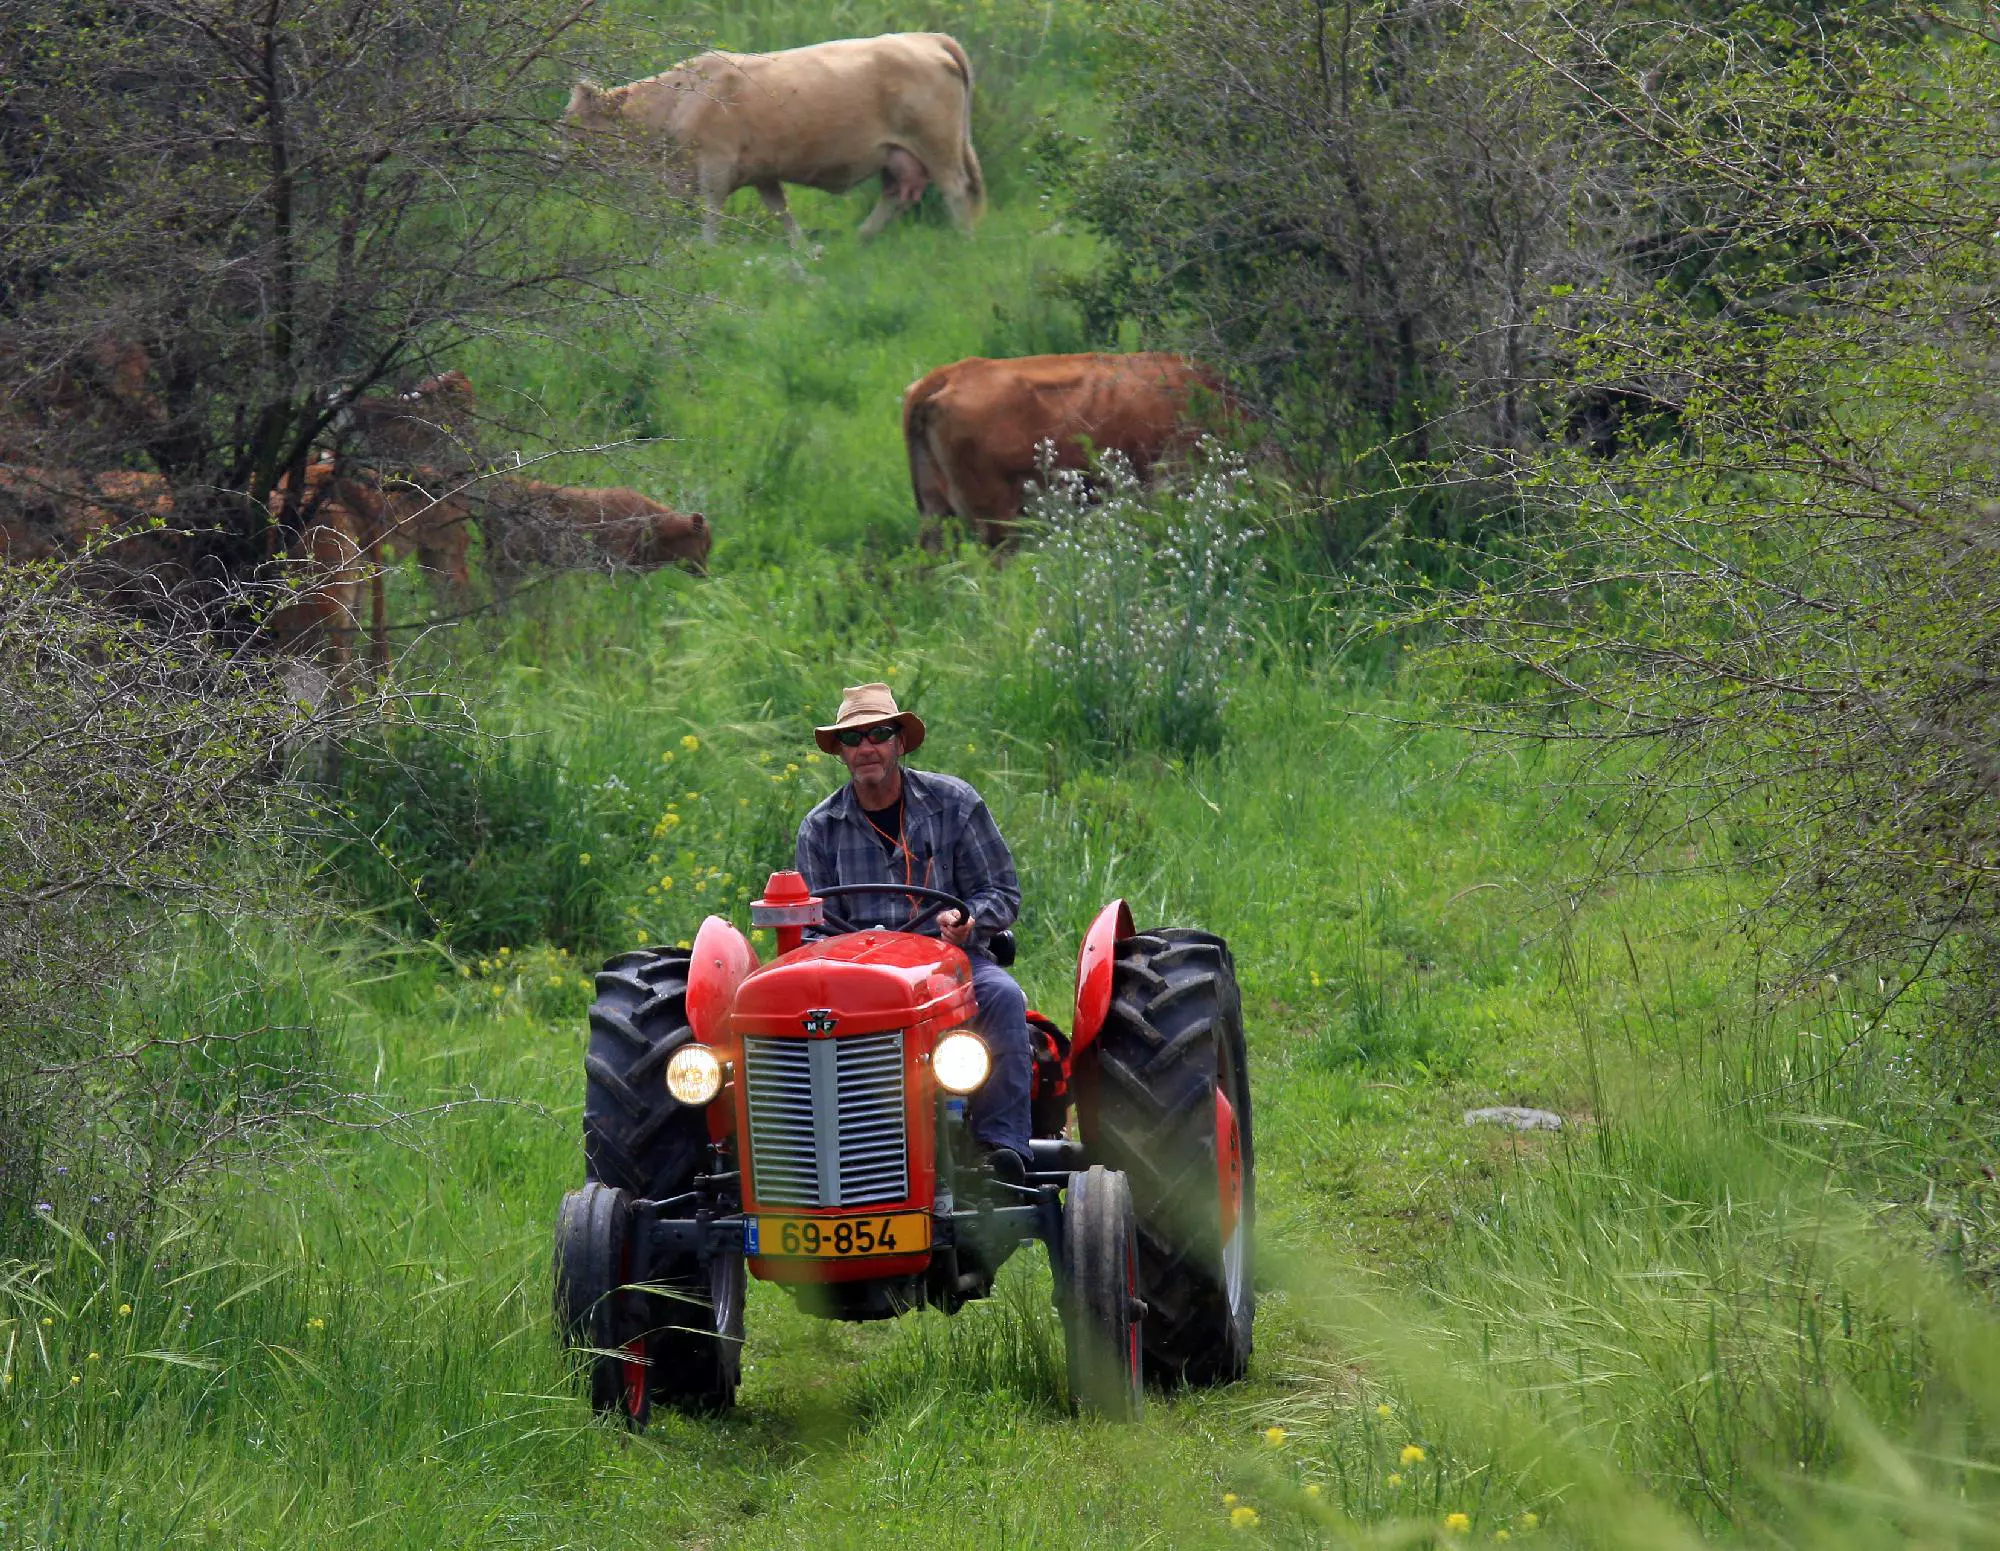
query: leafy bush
[
  {"left": 1019, "top": 445, "right": 1262, "bottom": 758},
  {"left": 0, "top": 561, "right": 362, "bottom": 1245}
]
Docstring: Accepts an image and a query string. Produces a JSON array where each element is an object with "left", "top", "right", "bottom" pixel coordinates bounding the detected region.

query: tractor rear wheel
[
  {"left": 1061, "top": 1165, "right": 1144, "bottom": 1420},
  {"left": 584, "top": 948, "right": 710, "bottom": 1199},
  {"left": 1080, "top": 928, "right": 1254, "bottom": 1386},
  {"left": 553, "top": 1181, "right": 651, "bottom": 1426}
]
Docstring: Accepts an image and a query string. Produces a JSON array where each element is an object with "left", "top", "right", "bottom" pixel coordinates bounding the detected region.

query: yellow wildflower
[
  {"left": 660, "top": 876, "right": 674, "bottom": 889},
  {"left": 117, "top": 1304, "right": 131, "bottom": 1317},
  {"left": 39, "top": 1317, "right": 51, "bottom": 1328},
  {"left": 458, "top": 965, "right": 471, "bottom": 978},
  {"left": 738, "top": 798, "right": 749, "bottom": 807},
  {"left": 1263, "top": 1426, "right": 1287, "bottom": 1446},
  {"left": 1304, "top": 1484, "right": 1321, "bottom": 1500},
  {"left": 675, "top": 939, "right": 691, "bottom": 950},
  {"left": 759, "top": 751, "right": 772, "bottom": 763},
  {"left": 497, "top": 946, "right": 510, "bottom": 957},
  {"left": 663, "top": 812, "right": 682, "bottom": 828},
  {"left": 86, "top": 1351, "right": 99, "bottom": 1362},
  {"left": 1520, "top": 1513, "right": 1539, "bottom": 1531},
  {"left": 1496, "top": 1533, "right": 1512, "bottom": 1543},
  {"left": 69, "top": 1374, "right": 80, "bottom": 1386},
  {"left": 308, "top": 1317, "right": 325, "bottom": 1331},
  {"left": 578, "top": 852, "right": 592, "bottom": 866},
  {"left": 1386, "top": 1474, "right": 1403, "bottom": 1490},
  {"left": 784, "top": 762, "right": 799, "bottom": 775},
  {"left": 661, "top": 750, "right": 674, "bottom": 762},
  {"left": 1444, "top": 1513, "right": 1470, "bottom": 1535},
  {"left": 1222, "top": 1493, "right": 1237, "bottom": 1507},
  {"left": 1400, "top": 1444, "right": 1426, "bottom": 1466},
  {"left": 1376, "top": 1403, "right": 1393, "bottom": 1419},
  {"left": 1228, "top": 1506, "right": 1258, "bottom": 1529},
  {"left": 681, "top": 734, "right": 700, "bottom": 752},
  {"left": 684, "top": 791, "right": 699, "bottom": 801},
  {"left": 806, "top": 751, "right": 822, "bottom": 764}
]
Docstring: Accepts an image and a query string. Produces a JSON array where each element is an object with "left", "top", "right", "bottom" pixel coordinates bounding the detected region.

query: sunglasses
[{"left": 836, "top": 724, "right": 901, "bottom": 748}]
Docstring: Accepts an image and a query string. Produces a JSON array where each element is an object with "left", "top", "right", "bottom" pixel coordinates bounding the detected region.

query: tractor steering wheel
[{"left": 814, "top": 883, "right": 975, "bottom": 939}]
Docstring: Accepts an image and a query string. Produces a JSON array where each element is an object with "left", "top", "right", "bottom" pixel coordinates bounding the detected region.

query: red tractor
[{"left": 553, "top": 870, "right": 1253, "bottom": 1421}]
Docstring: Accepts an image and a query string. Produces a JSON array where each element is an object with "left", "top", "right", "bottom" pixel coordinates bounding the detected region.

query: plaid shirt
[{"left": 794, "top": 767, "right": 1021, "bottom": 949}]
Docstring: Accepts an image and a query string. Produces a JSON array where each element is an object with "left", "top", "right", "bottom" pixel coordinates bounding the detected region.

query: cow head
[
  {"left": 616, "top": 508, "right": 710, "bottom": 575},
  {"left": 564, "top": 80, "right": 622, "bottom": 133}
]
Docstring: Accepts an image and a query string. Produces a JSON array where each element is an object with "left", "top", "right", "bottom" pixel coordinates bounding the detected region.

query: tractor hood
[{"left": 731, "top": 931, "right": 975, "bottom": 1038}]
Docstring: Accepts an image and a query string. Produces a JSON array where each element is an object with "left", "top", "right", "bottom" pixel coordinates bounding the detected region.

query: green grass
[{"left": 9, "top": 0, "right": 2000, "bottom": 1543}]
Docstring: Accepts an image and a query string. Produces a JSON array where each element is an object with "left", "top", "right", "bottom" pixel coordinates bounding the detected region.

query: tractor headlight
[
  {"left": 665, "top": 1044, "right": 724, "bottom": 1106},
  {"left": 933, "top": 1030, "right": 991, "bottom": 1095}
]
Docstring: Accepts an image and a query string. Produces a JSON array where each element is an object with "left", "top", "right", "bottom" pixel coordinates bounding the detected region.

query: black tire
[
  {"left": 584, "top": 949, "right": 710, "bottom": 1199},
  {"left": 1061, "top": 1165, "right": 1144, "bottom": 1421},
  {"left": 1078, "top": 928, "right": 1255, "bottom": 1386},
  {"left": 645, "top": 1245, "right": 746, "bottom": 1413},
  {"left": 553, "top": 1181, "right": 649, "bottom": 1425}
]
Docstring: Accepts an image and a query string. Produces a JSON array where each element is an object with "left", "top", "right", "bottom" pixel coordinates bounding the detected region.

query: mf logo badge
[{"left": 802, "top": 1009, "right": 838, "bottom": 1035}]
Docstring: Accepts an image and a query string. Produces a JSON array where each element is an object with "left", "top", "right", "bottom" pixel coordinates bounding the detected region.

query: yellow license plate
[{"left": 748, "top": 1212, "right": 930, "bottom": 1259}]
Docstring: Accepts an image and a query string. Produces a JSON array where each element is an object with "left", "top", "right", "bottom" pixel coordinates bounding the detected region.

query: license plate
[{"left": 746, "top": 1211, "right": 930, "bottom": 1259}]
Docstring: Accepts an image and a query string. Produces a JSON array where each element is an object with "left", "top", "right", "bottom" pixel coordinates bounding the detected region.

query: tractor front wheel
[
  {"left": 1061, "top": 1165, "right": 1144, "bottom": 1420},
  {"left": 553, "top": 1181, "right": 652, "bottom": 1427},
  {"left": 647, "top": 1244, "right": 746, "bottom": 1413},
  {"left": 1080, "top": 928, "right": 1255, "bottom": 1386}
]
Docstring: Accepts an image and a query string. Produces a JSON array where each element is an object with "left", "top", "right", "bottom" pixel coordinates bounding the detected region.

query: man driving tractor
[{"left": 795, "top": 683, "right": 1032, "bottom": 1187}]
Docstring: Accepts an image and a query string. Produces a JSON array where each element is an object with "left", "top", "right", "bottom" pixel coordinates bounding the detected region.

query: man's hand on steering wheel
[{"left": 936, "top": 908, "right": 973, "bottom": 947}]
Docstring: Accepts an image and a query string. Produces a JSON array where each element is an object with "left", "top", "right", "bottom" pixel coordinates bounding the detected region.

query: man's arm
[{"left": 951, "top": 793, "right": 1021, "bottom": 934}]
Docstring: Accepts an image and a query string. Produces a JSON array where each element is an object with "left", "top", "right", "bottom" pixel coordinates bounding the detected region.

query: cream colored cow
[{"left": 566, "top": 33, "right": 985, "bottom": 244}]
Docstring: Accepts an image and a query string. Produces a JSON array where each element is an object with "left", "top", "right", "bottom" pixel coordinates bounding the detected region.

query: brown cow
[
  {"left": 268, "top": 458, "right": 390, "bottom": 676},
  {"left": 333, "top": 370, "right": 479, "bottom": 595},
  {"left": 901, "top": 353, "right": 1236, "bottom": 547},
  {"left": 485, "top": 479, "right": 710, "bottom": 577},
  {"left": 0, "top": 339, "right": 168, "bottom": 464},
  {"left": 565, "top": 33, "right": 984, "bottom": 245},
  {"left": 341, "top": 369, "right": 478, "bottom": 469}
]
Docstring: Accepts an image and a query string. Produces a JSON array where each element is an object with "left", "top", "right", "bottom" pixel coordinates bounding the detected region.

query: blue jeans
[{"left": 967, "top": 953, "right": 1031, "bottom": 1161}]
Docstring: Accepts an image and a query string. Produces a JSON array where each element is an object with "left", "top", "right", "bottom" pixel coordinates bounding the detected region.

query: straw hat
[{"left": 814, "top": 682, "right": 926, "bottom": 755}]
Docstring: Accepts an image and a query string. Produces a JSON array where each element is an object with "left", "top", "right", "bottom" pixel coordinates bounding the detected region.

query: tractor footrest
[{"left": 1028, "top": 1138, "right": 1086, "bottom": 1180}]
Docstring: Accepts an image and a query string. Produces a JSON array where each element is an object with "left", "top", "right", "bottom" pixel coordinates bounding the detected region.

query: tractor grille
[{"left": 742, "top": 1031, "right": 908, "bottom": 1208}]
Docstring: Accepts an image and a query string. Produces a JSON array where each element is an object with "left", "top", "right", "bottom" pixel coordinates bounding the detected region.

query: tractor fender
[
  {"left": 688, "top": 915, "right": 757, "bottom": 1142},
  {"left": 688, "top": 914, "right": 757, "bottom": 1046},
  {"left": 1070, "top": 898, "right": 1134, "bottom": 1059}
]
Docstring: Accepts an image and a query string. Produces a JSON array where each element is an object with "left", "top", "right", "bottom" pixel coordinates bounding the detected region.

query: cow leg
[
  {"left": 755, "top": 182, "right": 804, "bottom": 248},
  {"left": 861, "top": 148, "right": 929, "bottom": 238},
  {"left": 368, "top": 565, "right": 389, "bottom": 676}
]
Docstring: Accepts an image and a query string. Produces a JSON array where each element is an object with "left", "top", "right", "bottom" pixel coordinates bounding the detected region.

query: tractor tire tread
[
  {"left": 582, "top": 948, "right": 709, "bottom": 1200},
  {"left": 1080, "top": 928, "right": 1255, "bottom": 1387}
]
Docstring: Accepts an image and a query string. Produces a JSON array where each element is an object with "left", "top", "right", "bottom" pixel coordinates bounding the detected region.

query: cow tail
[
  {"left": 940, "top": 35, "right": 986, "bottom": 223},
  {"left": 903, "top": 375, "right": 947, "bottom": 519}
]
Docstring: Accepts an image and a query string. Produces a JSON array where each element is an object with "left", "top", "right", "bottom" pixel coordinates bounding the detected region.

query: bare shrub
[
  {"left": 0, "top": 0, "right": 690, "bottom": 621},
  {"left": 1070, "top": 0, "right": 1622, "bottom": 498}
]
